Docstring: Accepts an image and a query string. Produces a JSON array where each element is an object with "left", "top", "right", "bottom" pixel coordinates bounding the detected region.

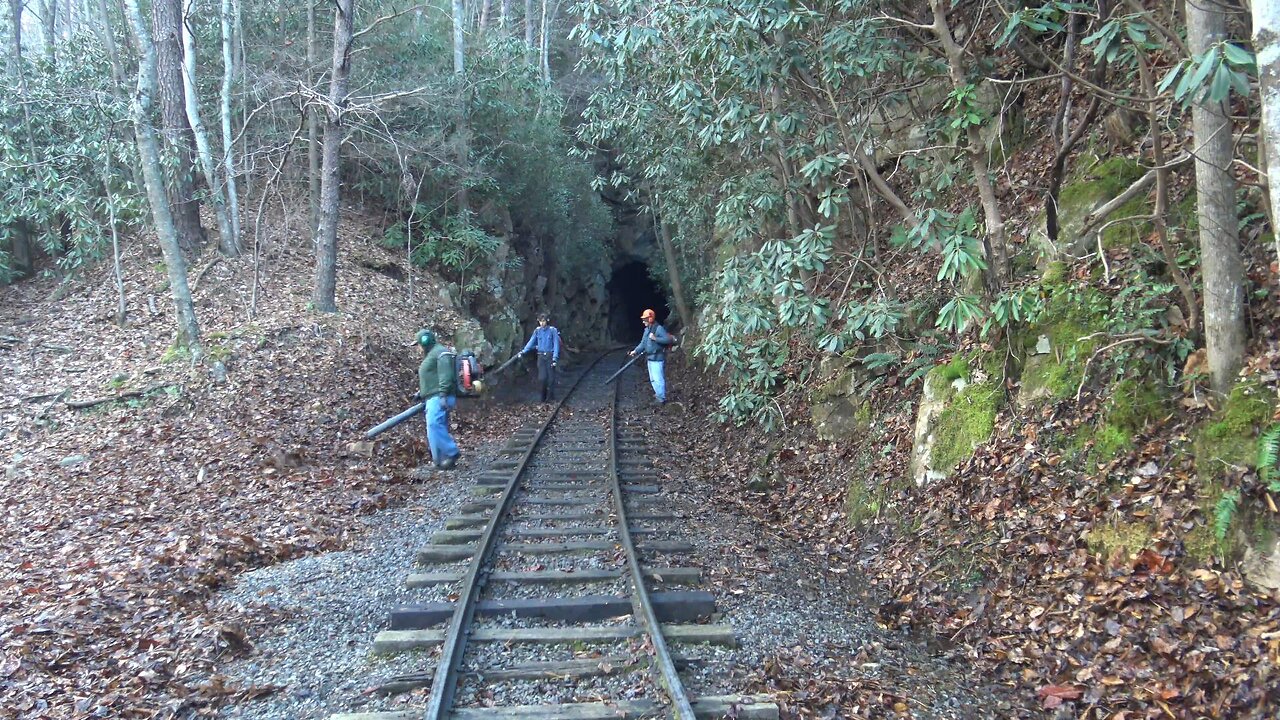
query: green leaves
[
  {"left": 995, "top": 1, "right": 1084, "bottom": 47},
  {"left": 943, "top": 83, "right": 984, "bottom": 130},
  {"left": 1159, "top": 42, "right": 1255, "bottom": 105},
  {"left": 936, "top": 294, "right": 985, "bottom": 334}
]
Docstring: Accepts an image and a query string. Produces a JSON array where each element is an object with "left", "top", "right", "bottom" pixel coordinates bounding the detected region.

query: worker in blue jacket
[
  {"left": 520, "top": 313, "right": 562, "bottom": 402},
  {"left": 629, "top": 308, "right": 674, "bottom": 403}
]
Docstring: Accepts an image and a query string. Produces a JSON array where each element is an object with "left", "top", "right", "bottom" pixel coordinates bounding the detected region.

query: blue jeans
[
  {"left": 646, "top": 359, "right": 666, "bottom": 403},
  {"left": 424, "top": 395, "right": 459, "bottom": 465}
]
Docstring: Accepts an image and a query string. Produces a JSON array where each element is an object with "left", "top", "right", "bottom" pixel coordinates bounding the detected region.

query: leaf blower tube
[
  {"left": 364, "top": 401, "right": 425, "bottom": 440},
  {"left": 363, "top": 351, "right": 526, "bottom": 440},
  {"left": 603, "top": 354, "right": 642, "bottom": 385}
]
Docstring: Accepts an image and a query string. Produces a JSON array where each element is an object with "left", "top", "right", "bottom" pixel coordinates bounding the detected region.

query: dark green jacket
[{"left": 419, "top": 344, "right": 457, "bottom": 398}]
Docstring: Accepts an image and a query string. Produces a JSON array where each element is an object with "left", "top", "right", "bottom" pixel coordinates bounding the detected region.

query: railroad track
[{"left": 331, "top": 352, "right": 777, "bottom": 720}]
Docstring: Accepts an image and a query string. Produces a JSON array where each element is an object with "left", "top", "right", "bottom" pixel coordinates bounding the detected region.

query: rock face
[
  {"left": 810, "top": 360, "right": 870, "bottom": 443},
  {"left": 866, "top": 79, "right": 1022, "bottom": 168},
  {"left": 909, "top": 369, "right": 959, "bottom": 486},
  {"left": 1028, "top": 155, "right": 1146, "bottom": 262},
  {"left": 466, "top": 223, "right": 613, "bottom": 361},
  {"left": 909, "top": 358, "right": 1001, "bottom": 486},
  {"left": 1243, "top": 528, "right": 1280, "bottom": 591}
]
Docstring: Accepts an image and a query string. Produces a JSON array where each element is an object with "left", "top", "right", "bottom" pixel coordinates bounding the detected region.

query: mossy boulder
[
  {"left": 1030, "top": 155, "right": 1146, "bottom": 262},
  {"left": 846, "top": 477, "right": 887, "bottom": 528},
  {"left": 1241, "top": 514, "right": 1280, "bottom": 590},
  {"left": 1085, "top": 520, "right": 1155, "bottom": 560},
  {"left": 1016, "top": 283, "right": 1110, "bottom": 407},
  {"left": 909, "top": 353, "right": 1003, "bottom": 485},
  {"left": 1188, "top": 382, "right": 1280, "bottom": 590},
  {"left": 810, "top": 360, "right": 871, "bottom": 442},
  {"left": 1071, "top": 378, "right": 1169, "bottom": 466},
  {"left": 1193, "top": 381, "right": 1274, "bottom": 479},
  {"left": 478, "top": 309, "right": 523, "bottom": 362}
]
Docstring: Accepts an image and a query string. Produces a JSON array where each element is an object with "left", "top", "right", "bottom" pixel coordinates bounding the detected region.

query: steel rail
[
  {"left": 423, "top": 351, "right": 612, "bottom": 720},
  {"left": 607, "top": 368, "right": 697, "bottom": 718}
]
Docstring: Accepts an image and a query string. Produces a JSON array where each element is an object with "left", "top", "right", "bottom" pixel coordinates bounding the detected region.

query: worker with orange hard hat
[{"left": 628, "top": 308, "right": 675, "bottom": 403}]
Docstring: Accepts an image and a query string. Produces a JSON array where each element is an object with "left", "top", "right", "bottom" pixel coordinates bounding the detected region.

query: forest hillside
[{"left": 3, "top": 0, "right": 1280, "bottom": 718}]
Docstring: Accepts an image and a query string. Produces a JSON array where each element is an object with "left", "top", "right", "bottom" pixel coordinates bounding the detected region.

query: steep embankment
[
  {"left": 0, "top": 215, "right": 527, "bottom": 717},
  {"left": 647, "top": 95, "right": 1280, "bottom": 720}
]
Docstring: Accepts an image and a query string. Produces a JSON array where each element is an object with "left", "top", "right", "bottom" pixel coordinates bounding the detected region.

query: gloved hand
[{"left": 552, "top": 361, "right": 557, "bottom": 368}]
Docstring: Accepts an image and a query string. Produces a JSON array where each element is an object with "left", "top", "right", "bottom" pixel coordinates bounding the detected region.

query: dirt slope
[{"left": 0, "top": 215, "right": 525, "bottom": 718}]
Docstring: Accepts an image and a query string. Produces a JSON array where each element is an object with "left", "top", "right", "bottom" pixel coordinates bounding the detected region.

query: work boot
[{"left": 440, "top": 454, "right": 460, "bottom": 470}]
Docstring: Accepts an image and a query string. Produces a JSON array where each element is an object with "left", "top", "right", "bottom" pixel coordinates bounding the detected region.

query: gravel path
[{"left": 209, "top": 417, "right": 519, "bottom": 719}]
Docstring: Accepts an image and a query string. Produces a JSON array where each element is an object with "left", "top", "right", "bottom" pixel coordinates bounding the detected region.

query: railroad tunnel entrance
[{"left": 607, "top": 260, "right": 668, "bottom": 344}]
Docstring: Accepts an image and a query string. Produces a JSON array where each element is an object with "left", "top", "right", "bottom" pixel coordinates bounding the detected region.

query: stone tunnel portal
[{"left": 607, "top": 260, "right": 668, "bottom": 344}]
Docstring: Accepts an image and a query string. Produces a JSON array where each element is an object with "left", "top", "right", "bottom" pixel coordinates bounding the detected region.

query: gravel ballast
[{"left": 214, "top": 360, "right": 1005, "bottom": 719}]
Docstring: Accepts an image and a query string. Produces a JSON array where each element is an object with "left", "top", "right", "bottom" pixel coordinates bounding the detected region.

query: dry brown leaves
[
  {"left": 651, "top": 338, "right": 1279, "bottom": 718},
  {"left": 0, "top": 213, "right": 526, "bottom": 717}
]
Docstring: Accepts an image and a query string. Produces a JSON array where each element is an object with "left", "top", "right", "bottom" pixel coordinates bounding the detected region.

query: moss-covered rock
[
  {"left": 1030, "top": 154, "right": 1147, "bottom": 262},
  {"left": 1085, "top": 520, "right": 1154, "bottom": 560},
  {"left": 846, "top": 477, "right": 886, "bottom": 528},
  {"left": 1242, "top": 515, "right": 1280, "bottom": 590},
  {"left": 1104, "top": 378, "right": 1167, "bottom": 432},
  {"left": 1016, "top": 283, "right": 1110, "bottom": 407},
  {"left": 909, "top": 352, "right": 1003, "bottom": 485},
  {"left": 931, "top": 383, "right": 1001, "bottom": 474},
  {"left": 1085, "top": 423, "right": 1133, "bottom": 465},
  {"left": 810, "top": 361, "right": 872, "bottom": 442},
  {"left": 1070, "top": 378, "right": 1167, "bottom": 466},
  {"left": 1100, "top": 194, "right": 1151, "bottom": 249},
  {"left": 1193, "top": 380, "right": 1274, "bottom": 479}
]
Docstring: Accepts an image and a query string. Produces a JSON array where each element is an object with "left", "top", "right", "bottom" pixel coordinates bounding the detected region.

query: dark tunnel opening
[{"left": 607, "top": 260, "right": 668, "bottom": 344}]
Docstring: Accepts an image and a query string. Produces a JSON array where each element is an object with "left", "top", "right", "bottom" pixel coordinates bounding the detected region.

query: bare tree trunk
[
  {"left": 220, "top": 0, "right": 242, "bottom": 251},
  {"left": 478, "top": 0, "right": 491, "bottom": 35},
  {"left": 91, "top": 0, "right": 126, "bottom": 86},
  {"left": 307, "top": 0, "right": 320, "bottom": 233},
  {"left": 311, "top": 0, "right": 355, "bottom": 313},
  {"left": 524, "top": 0, "right": 533, "bottom": 62},
  {"left": 929, "top": 0, "right": 1009, "bottom": 291},
  {"left": 236, "top": 0, "right": 250, "bottom": 199},
  {"left": 1136, "top": 52, "right": 1198, "bottom": 336},
  {"left": 452, "top": 0, "right": 469, "bottom": 212},
  {"left": 499, "top": 0, "right": 509, "bottom": 30},
  {"left": 1188, "top": 0, "right": 1245, "bottom": 395},
  {"left": 7, "top": 0, "right": 38, "bottom": 280},
  {"left": 538, "top": 0, "right": 557, "bottom": 84},
  {"left": 153, "top": 0, "right": 205, "bottom": 253},
  {"left": 124, "top": 0, "right": 202, "bottom": 352},
  {"left": 5, "top": 2, "right": 30, "bottom": 140},
  {"left": 181, "top": 0, "right": 238, "bottom": 256},
  {"left": 1254, "top": 1, "right": 1280, "bottom": 273},
  {"left": 38, "top": 0, "right": 55, "bottom": 63},
  {"left": 102, "top": 155, "right": 128, "bottom": 326},
  {"left": 655, "top": 207, "right": 693, "bottom": 338},
  {"left": 452, "top": 0, "right": 464, "bottom": 72}
]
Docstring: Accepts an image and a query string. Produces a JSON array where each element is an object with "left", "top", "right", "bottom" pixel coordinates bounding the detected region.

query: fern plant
[
  {"left": 1213, "top": 490, "right": 1241, "bottom": 542},
  {"left": 1258, "top": 424, "right": 1280, "bottom": 492}
]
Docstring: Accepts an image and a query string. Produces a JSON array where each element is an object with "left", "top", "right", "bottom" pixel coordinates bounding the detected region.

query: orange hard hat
[{"left": 640, "top": 309, "right": 656, "bottom": 320}]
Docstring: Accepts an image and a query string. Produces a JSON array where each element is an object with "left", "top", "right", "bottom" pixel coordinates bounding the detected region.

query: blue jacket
[
  {"left": 522, "top": 325, "right": 561, "bottom": 362},
  {"left": 634, "top": 323, "right": 674, "bottom": 360}
]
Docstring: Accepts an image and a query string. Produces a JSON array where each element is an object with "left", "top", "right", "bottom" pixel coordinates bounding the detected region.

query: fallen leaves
[
  {"left": 650, "top": 340, "right": 1280, "bottom": 717},
  {"left": 1037, "top": 684, "right": 1082, "bottom": 709},
  {"left": 0, "top": 216, "right": 530, "bottom": 717}
]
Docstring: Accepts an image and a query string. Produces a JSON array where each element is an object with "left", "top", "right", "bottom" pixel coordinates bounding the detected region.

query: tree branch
[{"left": 353, "top": 3, "right": 437, "bottom": 42}]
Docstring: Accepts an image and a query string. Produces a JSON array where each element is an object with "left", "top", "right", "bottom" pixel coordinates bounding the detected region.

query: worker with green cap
[{"left": 415, "top": 328, "right": 460, "bottom": 470}]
